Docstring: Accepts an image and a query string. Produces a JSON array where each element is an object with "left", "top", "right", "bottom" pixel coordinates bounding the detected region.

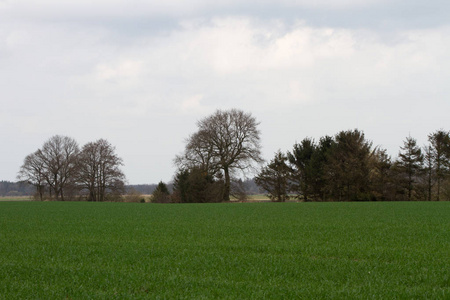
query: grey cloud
[{"left": 2, "top": 0, "right": 449, "bottom": 31}]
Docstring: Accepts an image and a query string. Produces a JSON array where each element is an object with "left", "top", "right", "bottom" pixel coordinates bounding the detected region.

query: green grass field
[{"left": 0, "top": 202, "right": 449, "bottom": 299}]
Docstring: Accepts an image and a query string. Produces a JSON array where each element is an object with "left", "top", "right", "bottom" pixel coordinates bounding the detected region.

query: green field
[{"left": 0, "top": 202, "right": 449, "bottom": 299}]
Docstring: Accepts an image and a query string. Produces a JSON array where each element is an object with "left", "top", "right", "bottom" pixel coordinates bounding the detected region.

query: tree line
[
  {"left": 256, "top": 129, "right": 450, "bottom": 202},
  {"left": 15, "top": 109, "right": 449, "bottom": 203},
  {"left": 162, "top": 109, "right": 450, "bottom": 203},
  {"left": 18, "top": 135, "right": 126, "bottom": 201},
  {"left": 0, "top": 181, "right": 34, "bottom": 197}
]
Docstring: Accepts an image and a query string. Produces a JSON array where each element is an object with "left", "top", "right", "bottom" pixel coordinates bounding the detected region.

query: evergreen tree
[
  {"left": 172, "top": 168, "right": 223, "bottom": 203},
  {"left": 255, "top": 151, "right": 291, "bottom": 202},
  {"left": 324, "top": 129, "right": 373, "bottom": 201},
  {"left": 423, "top": 145, "right": 434, "bottom": 201},
  {"left": 152, "top": 181, "right": 171, "bottom": 203},
  {"left": 287, "top": 138, "right": 316, "bottom": 201},
  {"left": 397, "top": 136, "right": 424, "bottom": 201},
  {"left": 309, "top": 135, "right": 333, "bottom": 201},
  {"left": 370, "top": 148, "right": 393, "bottom": 201},
  {"left": 172, "top": 170, "right": 190, "bottom": 203},
  {"left": 428, "top": 130, "right": 450, "bottom": 201}
]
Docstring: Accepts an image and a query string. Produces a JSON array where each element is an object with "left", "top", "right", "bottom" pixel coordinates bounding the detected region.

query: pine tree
[
  {"left": 152, "top": 181, "right": 171, "bottom": 203},
  {"left": 309, "top": 135, "right": 333, "bottom": 201},
  {"left": 370, "top": 148, "right": 393, "bottom": 201},
  {"left": 397, "top": 136, "right": 424, "bottom": 200},
  {"left": 423, "top": 145, "right": 434, "bottom": 201},
  {"left": 324, "top": 130, "right": 373, "bottom": 201},
  {"left": 172, "top": 168, "right": 223, "bottom": 203},
  {"left": 255, "top": 151, "right": 291, "bottom": 202},
  {"left": 428, "top": 130, "right": 450, "bottom": 201},
  {"left": 287, "top": 138, "right": 316, "bottom": 201}
]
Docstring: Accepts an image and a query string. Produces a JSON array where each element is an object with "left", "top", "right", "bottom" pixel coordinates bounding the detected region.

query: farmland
[
  {"left": 0, "top": 196, "right": 32, "bottom": 202},
  {"left": 0, "top": 202, "right": 449, "bottom": 298}
]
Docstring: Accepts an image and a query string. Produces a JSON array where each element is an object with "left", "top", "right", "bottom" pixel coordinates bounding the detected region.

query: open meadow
[{"left": 0, "top": 201, "right": 449, "bottom": 298}]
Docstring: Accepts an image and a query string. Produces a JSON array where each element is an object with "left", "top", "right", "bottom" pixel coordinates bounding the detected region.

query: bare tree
[
  {"left": 77, "top": 139, "right": 125, "bottom": 201},
  {"left": 17, "top": 151, "right": 47, "bottom": 201},
  {"left": 33, "top": 135, "right": 80, "bottom": 201},
  {"left": 175, "top": 109, "right": 263, "bottom": 201}
]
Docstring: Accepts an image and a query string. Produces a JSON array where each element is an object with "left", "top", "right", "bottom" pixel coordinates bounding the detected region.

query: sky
[{"left": 1, "top": 0, "right": 449, "bottom": 184}]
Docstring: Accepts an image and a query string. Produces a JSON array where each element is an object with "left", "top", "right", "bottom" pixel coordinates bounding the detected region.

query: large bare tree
[
  {"left": 39, "top": 135, "right": 80, "bottom": 200},
  {"left": 175, "top": 109, "right": 263, "bottom": 201},
  {"left": 18, "top": 136, "right": 125, "bottom": 201},
  {"left": 17, "top": 151, "right": 47, "bottom": 201},
  {"left": 19, "top": 135, "right": 80, "bottom": 201},
  {"left": 77, "top": 139, "right": 125, "bottom": 201}
]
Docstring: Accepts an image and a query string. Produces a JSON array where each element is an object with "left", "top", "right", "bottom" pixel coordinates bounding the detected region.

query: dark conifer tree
[
  {"left": 152, "top": 181, "right": 171, "bottom": 203},
  {"left": 423, "top": 145, "right": 434, "bottom": 201},
  {"left": 255, "top": 151, "right": 291, "bottom": 202},
  {"left": 172, "top": 168, "right": 223, "bottom": 203},
  {"left": 324, "top": 129, "right": 373, "bottom": 201},
  {"left": 428, "top": 130, "right": 450, "bottom": 201},
  {"left": 287, "top": 138, "right": 316, "bottom": 201},
  {"left": 397, "top": 136, "right": 424, "bottom": 201},
  {"left": 309, "top": 135, "right": 333, "bottom": 201},
  {"left": 370, "top": 148, "right": 393, "bottom": 201}
]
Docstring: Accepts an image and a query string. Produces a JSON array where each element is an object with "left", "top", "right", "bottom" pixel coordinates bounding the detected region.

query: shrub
[{"left": 124, "top": 188, "right": 144, "bottom": 203}]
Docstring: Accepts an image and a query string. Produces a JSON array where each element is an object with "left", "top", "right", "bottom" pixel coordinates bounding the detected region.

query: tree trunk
[
  {"left": 223, "top": 167, "right": 230, "bottom": 201},
  {"left": 38, "top": 185, "right": 43, "bottom": 201},
  {"left": 427, "top": 169, "right": 432, "bottom": 201},
  {"left": 408, "top": 171, "right": 412, "bottom": 201},
  {"left": 437, "top": 177, "right": 441, "bottom": 201}
]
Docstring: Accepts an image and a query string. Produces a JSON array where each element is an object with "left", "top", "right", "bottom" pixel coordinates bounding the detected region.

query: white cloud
[
  {"left": 96, "top": 60, "right": 142, "bottom": 81},
  {"left": 180, "top": 94, "right": 207, "bottom": 113}
]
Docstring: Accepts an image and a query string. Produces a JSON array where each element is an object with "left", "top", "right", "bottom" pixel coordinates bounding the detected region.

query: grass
[{"left": 0, "top": 202, "right": 449, "bottom": 299}]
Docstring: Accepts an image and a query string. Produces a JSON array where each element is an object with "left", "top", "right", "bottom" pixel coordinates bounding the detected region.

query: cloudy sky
[{"left": 1, "top": 0, "right": 449, "bottom": 184}]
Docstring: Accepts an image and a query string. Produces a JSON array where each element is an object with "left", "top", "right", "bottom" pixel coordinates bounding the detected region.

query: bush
[{"left": 124, "top": 188, "right": 144, "bottom": 203}]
